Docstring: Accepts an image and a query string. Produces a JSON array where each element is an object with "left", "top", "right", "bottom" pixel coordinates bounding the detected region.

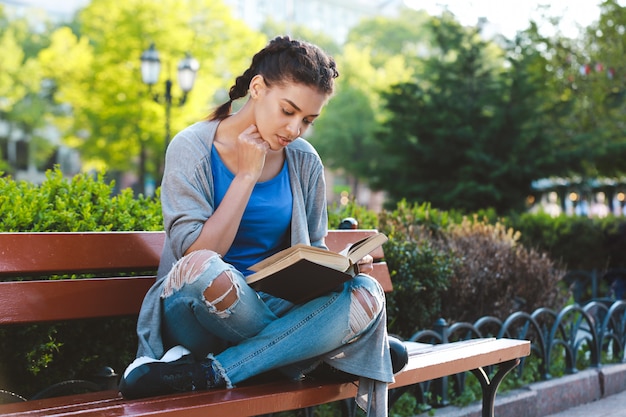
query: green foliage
[
  {"left": 376, "top": 201, "right": 462, "bottom": 335},
  {"left": 549, "top": 345, "right": 567, "bottom": 378},
  {"left": 346, "top": 7, "right": 431, "bottom": 68},
  {"left": 541, "top": 0, "right": 626, "bottom": 178},
  {"left": 367, "top": 12, "right": 576, "bottom": 214},
  {"left": 389, "top": 392, "right": 422, "bottom": 417},
  {"left": 0, "top": 168, "right": 162, "bottom": 232},
  {"left": 328, "top": 200, "right": 379, "bottom": 230},
  {"left": 377, "top": 200, "right": 457, "bottom": 238},
  {"left": 507, "top": 212, "right": 626, "bottom": 271},
  {"left": 0, "top": 168, "right": 162, "bottom": 398},
  {"left": 310, "top": 85, "right": 378, "bottom": 177},
  {"left": 310, "top": 15, "right": 415, "bottom": 200},
  {"left": 31, "top": 0, "right": 266, "bottom": 180},
  {"left": 259, "top": 19, "right": 340, "bottom": 56},
  {"left": 435, "top": 217, "right": 568, "bottom": 322},
  {"left": 0, "top": 9, "right": 56, "bottom": 176},
  {"left": 377, "top": 201, "right": 567, "bottom": 337},
  {"left": 384, "top": 238, "right": 456, "bottom": 336}
]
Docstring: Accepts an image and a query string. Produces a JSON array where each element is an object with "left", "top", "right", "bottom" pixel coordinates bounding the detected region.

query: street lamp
[{"left": 140, "top": 43, "right": 199, "bottom": 153}]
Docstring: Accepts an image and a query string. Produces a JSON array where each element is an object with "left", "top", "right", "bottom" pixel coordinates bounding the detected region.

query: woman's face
[{"left": 251, "top": 76, "right": 328, "bottom": 151}]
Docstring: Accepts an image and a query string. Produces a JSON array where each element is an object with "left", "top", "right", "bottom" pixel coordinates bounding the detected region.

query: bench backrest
[{"left": 0, "top": 230, "right": 391, "bottom": 325}]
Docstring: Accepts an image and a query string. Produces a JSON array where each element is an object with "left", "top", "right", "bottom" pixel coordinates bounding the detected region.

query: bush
[
  {"left": 0, "top": 168, "right": 162, "bottom": 398},
  {"left": 377, "top": 201, "right": 457, "bottom": 336},
  {"left": 0, "top": 168, "right": 162, "bottom": 232},
  {"left": 378, "top": 202, "right": 567, "bottom": 337},
  {"left": 384, "top": 237, "right": 457, "bottom": 337},
  {"left": 508, "top": 212, "right": 626, "bottom": 271},
  {"left": 328, "top": 200, "right": 379, "bottom": 229},
  {"left": 435, "top": 217, "right": 568, "bottom": 322}
]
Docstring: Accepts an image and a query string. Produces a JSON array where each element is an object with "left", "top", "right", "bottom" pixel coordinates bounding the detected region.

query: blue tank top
[{"left": 211, "top": 146, "right": 292, "bottom": 276}]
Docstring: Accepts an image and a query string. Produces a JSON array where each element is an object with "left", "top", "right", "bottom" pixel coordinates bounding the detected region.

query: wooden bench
[{"left": 0, "top": 230, "right": 530, "bottom": 417}]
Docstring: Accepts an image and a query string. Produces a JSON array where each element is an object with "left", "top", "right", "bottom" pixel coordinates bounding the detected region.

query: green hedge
[
  {"left": 507, "top": 211, "right": 626, "bottom": 272},
  {"left": 0, "top": 169, "right": 162, "bottom": 232}
]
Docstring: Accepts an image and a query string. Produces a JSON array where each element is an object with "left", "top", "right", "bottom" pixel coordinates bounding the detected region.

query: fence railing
[
  {"left": 564, "top": 268, "right": 626, "bottom": 303},
  {"left": 390, "top": 298, "right": 626, "bottom": 410}
]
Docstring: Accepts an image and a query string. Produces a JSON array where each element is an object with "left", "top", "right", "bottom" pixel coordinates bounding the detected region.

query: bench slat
[
  {"left": 393, "top": 338, "right": 531, "bottom": 387},
  {"left": 0, "top": 339, "right": 530, "bottom": 417},
  {"left": 0, "top": 230, "right": 383, "bottom": 277},
  {"left": 0, "top": 232, "right": 164, "bottom": 276},
  {"left": 0, "top": 269, "right": 391, "bottom": 325},
  {"left": 0, "top": 277, "right": 155, "bottom": 324}
]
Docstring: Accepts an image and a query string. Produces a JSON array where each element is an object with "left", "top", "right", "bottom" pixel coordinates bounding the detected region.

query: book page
[
  {"left": 246, "top": 250, "right": 350, "bottom": 284},
  {"left": 248, "top": 244, "right": 328, "bottom": 272},
  {"left": 247, "top": 244, "right": 346, "bottom": 273},
  {"left": 346, "top": 233, "right": 388, "bottom": 264}
]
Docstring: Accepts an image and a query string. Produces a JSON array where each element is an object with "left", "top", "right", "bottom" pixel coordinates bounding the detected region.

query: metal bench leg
[{"left": 470, "top": 358, "right": 520, "bottom": 417}]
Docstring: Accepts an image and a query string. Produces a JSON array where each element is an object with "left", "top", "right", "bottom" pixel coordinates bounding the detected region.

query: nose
[{"left": 287, "top": 122, "right": 301, "bottom": 138}]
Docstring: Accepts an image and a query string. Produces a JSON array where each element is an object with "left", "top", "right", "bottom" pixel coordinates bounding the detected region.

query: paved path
[{"left": 542, "top": 390, "right": 626, "bottom": 417}]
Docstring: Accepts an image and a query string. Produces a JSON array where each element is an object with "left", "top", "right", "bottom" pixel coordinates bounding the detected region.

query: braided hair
[{"left": 209, "top": 36, "right": 339, "bottom": 121}]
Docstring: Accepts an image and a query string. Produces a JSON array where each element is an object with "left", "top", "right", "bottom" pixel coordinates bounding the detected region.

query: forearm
[{"left": 185, "top": 174, "right": 256, "bottom": 256}]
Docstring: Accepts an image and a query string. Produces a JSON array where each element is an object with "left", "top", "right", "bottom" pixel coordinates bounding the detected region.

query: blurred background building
[{"left": 222, "top": 0, "right": 402, "bottom": 44}]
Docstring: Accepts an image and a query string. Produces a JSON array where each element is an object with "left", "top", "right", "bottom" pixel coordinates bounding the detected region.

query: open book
[{"left": 245, "top": 232, "right": 388, "bottom": 304}]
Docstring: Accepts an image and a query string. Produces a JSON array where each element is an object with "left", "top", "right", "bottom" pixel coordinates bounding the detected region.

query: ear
[{"left": 249, "top": 75, "right": 266, "bottom": 99}]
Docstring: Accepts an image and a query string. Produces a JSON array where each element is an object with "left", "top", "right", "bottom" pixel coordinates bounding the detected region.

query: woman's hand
[
  {"left": 237, "top": 124, "right": 270, "bottom": 181},
  {"left": 357, "top": 254, "right": 374, "bottom": 274}
]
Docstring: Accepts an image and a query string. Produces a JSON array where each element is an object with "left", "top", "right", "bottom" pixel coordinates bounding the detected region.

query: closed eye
[{"left": 283, "top": 108, "right": 315, "bottom": 126}]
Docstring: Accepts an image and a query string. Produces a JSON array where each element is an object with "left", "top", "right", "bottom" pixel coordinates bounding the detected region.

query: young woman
[{"left": 120, "top": 36, "right": 399, "bottom": 416}]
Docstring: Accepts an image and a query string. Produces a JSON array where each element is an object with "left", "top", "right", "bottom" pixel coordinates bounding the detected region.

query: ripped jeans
[{"left": 160, "top": 250, "right": 385, "bottom": 386}]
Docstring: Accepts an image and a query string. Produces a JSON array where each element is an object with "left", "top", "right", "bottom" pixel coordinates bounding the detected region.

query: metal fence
[{"left": 391, "top": 298, "right": 626, "bottom": 410}]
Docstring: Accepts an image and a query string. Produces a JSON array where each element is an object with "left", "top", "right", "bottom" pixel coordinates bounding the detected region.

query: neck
[{"left": 216, "top": 100, "right": 255, "bottom": 144}]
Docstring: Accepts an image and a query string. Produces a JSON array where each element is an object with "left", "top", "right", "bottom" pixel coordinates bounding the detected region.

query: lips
[{"left": 277, "top": 135, "right": 292, "bottom": 147}]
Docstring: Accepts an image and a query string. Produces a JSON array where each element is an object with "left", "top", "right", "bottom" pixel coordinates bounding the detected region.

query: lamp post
[{"left": 140, "top": 43, "right": 199, "bottom": 154}]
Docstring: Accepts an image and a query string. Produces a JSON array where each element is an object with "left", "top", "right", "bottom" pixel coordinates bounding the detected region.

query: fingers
[
  {"left": 240, "top": 125, "right": 269, "bottom": 150},
  {"left": 357, "top": 255, "right": 373, "bottom": 264},
  {"left": 236, "top": 125, "right": 269, "bottom": 180},
  {"left": 357, "top": 255, "right": 374, "bottom": 274}
]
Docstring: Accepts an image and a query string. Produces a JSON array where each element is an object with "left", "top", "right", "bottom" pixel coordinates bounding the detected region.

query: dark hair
[{"left": 209, "top": 36, "right": 339, "bottom": 120}]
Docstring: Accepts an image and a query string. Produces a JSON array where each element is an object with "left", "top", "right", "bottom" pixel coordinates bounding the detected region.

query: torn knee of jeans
[
  {"left": 345, "top": 287, "right": 382, "bottom": 343},
  {"left": 162, "top": 250, "right": 219, "bottom": 298},
  {"left": 203, "top": 269, "right": 240, "bottom": 316}
]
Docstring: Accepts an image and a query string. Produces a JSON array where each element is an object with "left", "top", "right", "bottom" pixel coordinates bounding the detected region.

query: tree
[
  {"left": 309, "top": 16, "right": 415, "bottom": 200},
  {"left": 551, "top": 0, "right": 626, "bottom": 178},
  {"left": 370, "top": 13, "right": 564, "bottom": 214},
  {"left": 346, "top": 6, "right": 432, "bottom": 68},
  {"left": 500, "top": 0, "right": 626, "bottom": 209},
  {"left": 0, "top": 6, "right": 56, "bottom": 175},
  {"left": 39, "top": 0, "right": 265, "bottom": 188}
]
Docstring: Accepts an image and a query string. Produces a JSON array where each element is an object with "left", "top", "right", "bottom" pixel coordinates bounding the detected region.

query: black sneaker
[
  {"left": 389, "top": 336, "right": 409, "bottom": 374},
  {"left": 119, "top": 353, "right": 208, "bottom": 399}
]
